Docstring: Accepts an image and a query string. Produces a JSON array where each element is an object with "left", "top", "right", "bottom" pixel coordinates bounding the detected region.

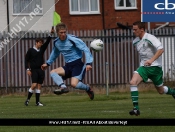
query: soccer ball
[{"left": 90, "top": 39, "right": 104, "bottom": 52}]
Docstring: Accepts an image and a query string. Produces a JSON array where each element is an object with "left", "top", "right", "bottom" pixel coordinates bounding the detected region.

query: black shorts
[
  {"left": 62, "top": 59, "right": 86, "bottom": 81},
  {"left": 31, "top": 69, "right": 45, "bottom": 84}
]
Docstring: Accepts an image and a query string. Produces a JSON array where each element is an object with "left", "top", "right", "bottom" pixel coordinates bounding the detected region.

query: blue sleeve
[
  {"left": 73, "top": 38, "right": 93, "bottom": 65},
  {"left": 46, "top": 46, "right": 60, "bottom": 66}
]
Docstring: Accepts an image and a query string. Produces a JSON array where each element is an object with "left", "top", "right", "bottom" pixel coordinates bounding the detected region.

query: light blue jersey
[{"left": 46, "top": 34, "right": 93, "bottom": 65}]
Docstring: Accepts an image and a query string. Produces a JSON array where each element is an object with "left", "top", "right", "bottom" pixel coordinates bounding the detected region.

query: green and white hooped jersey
[{"left": 133, "top": 33, "right": 163, "bottom": 67}]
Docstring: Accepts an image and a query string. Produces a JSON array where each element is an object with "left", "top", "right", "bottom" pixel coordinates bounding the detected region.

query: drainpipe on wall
[
  {"left": 147, "top": 22, "right": 150, "bottom": 31},
  {"left": 6, "top": 0, "right": 10, "bottom": 32},
  {"left": 155, "top": 22, "right": 169, "bottom": 30},
  {"left": 101, "top": 0, "right": 105, "bottom": 30}
]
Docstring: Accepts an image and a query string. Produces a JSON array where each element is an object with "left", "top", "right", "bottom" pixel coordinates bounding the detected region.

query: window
[
  {"left": 13, "top": 0, "right": 42, "bottom": 15},
  {"left": 69, "top": 0, "right": 100, "bottom": 15},
  {"left": 115, "top": 0, "right": 137, "bottom": 10}
]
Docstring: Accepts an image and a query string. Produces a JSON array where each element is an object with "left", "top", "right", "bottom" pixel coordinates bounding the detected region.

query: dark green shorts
[{"left": 136, "top": 66, "right": 163, "bottom": 86}]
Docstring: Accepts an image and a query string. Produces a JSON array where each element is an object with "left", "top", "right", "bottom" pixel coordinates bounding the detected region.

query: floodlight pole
[
  {"left": 105, "top": 62, "right": 109, "bottom": 96},
  {"left": 5, "top": 0, "right": 10, "bottom": 93}
]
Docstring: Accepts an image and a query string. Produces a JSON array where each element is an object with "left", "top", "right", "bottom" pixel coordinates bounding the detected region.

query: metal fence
[{"left": 0, "top": 28, "right": 175, "bottom": 90}]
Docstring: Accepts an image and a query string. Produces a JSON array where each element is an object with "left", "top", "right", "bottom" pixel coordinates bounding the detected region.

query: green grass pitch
[{"left": 0, "top": 91, "right": 175, "bottom": 132}]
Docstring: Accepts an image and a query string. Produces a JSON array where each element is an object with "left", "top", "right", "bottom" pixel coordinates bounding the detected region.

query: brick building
[{"left": 55, "top": 0, "right": 175, "bottom": 30}]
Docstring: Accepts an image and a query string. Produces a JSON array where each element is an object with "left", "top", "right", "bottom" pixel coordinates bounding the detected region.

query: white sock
[
  {"left": 35, "top": 89, "right": 41, "bottom": 93},
  {"left": 29, "top": 88, "right": 33, "bottom": 93},
  {"left": 163, "top": 86, "right": 168, "bottom": 94}
]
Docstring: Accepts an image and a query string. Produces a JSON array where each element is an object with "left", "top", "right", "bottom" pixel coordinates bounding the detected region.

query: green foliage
[{"left": 0, "top": 92, "right": 175, "bottom": 131}]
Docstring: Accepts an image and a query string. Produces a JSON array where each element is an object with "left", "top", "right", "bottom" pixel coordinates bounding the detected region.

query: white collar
[{"left": 33, "top": 46, "right": 40, "bottom": 52}]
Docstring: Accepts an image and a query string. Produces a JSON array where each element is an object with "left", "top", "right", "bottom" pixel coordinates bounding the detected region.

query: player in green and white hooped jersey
[{"left": 129, "top": 21, "right": 175, "bottom": 116}]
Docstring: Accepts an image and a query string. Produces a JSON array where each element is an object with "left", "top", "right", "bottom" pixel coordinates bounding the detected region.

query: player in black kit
[{"left": 24, "top": 28, "right": 54, "bottom": 106}]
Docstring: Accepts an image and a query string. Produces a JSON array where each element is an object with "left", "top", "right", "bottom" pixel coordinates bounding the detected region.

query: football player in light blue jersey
[
  {"left": 129, "top": 21, "right": 175, "bottom": 116},
  {"left": 41, "top": 22, "right": 94, "bottom": 100}
]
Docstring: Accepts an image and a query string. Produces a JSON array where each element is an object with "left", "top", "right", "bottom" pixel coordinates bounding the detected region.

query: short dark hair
[
  {"left": 133, "top": 21, "right": 145, "bottom": 30},
  {"left": 36, "top": 38, "right": 44, "bottom": 43},
  {"left": 56, "top": 22, "right": 67, "bottom": 33}
]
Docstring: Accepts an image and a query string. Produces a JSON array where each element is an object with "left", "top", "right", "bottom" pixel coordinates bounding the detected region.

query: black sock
[
  {"left": 35, "top": 93, "right": 40, "bottom": 104},
  {"left": 27, "top": 92, "right": 33, "bottom": 101}
]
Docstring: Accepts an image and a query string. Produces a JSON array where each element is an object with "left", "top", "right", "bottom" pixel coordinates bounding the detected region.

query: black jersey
[{"left": 25, "top": 36, "right": 52, "bottom": 70}]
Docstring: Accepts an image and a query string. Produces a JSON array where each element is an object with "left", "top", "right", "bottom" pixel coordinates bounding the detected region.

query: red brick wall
[
  {"left": 55, "top": 0, "right": 103, "bottom": 30},
  {"left": 103, "top": 0, "right": 141, "bottom": 29},
  {"left": 55, "top": 0, "right": 174, "bottom": 30}
]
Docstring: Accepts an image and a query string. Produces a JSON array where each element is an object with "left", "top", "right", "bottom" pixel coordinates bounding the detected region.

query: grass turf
[{"left": 0, "top": 91, "right": 175, "bottom": 131}]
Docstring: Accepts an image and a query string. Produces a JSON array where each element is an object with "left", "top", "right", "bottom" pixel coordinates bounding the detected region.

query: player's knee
[
  {"left": 70, "top": 82, "right": 77, "bottom": 88},
  {"left": 32, "top": 84, "right": 37, "bottom": 88},
  {"left": 50, "top": 69, "right": 56, "bottom": 74}
]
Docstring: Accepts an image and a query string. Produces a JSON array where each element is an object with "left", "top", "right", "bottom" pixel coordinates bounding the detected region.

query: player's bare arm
[{"left": 144, "top": 49, "right": 164, "bottom": 66}]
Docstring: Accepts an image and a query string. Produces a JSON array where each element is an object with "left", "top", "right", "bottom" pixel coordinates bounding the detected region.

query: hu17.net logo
[{"left": 142, "top": 0, "right": 175, "bottom": 22}]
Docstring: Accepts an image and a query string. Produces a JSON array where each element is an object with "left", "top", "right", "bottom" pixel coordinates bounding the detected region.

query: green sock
[
  {"left": 131, "top": 91, "right": 139, "bottom": 110},
  {"left": 166, "top": 87, "right": 175, "bottom": 95}
]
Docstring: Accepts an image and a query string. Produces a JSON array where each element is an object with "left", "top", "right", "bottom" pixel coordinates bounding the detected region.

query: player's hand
[
  {"left": 41, "top": 64, "right": 48, "bottom": 70},
  {"left": 27, "top": 70, "right": 32, "bottom": 76},
  {"left": 86, "top": 65, "right": 92, "bottom": 71},
  {"left": 144, "top": 60, "right": 153, "bottom": 66}
]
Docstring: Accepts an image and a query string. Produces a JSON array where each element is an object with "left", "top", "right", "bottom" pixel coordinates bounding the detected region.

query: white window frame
[
  {"left": 69, "top": 0, "right": 100, "bottom": 15},
  {"left": 12, "top": 0, "right": 43, "bottom": 15},
  {"left": 114, "top": 0, "right": 137, "bottom": 10}
]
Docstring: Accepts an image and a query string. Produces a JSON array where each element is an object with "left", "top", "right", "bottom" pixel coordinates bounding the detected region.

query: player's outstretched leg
[
  {"left": 86, "top": 86, "right": 94, "bottom": 100},
  {"left": 54, "top": 87, "right": 69, "bottom": 95},
  {"left": 75, "top": 82, "right": 94, "bottom": 100},
  {"left": 169, "top": 88, "right": 175, "bottom": 99},
  {"left": 74, "top": 82, "right": 94, "bottom": 100},
  {"left": 161, "top": 86, "right": 175, "bottom": 99},
  {"left": 50, "top": 72, "right": 69, "bottom": 95}
]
